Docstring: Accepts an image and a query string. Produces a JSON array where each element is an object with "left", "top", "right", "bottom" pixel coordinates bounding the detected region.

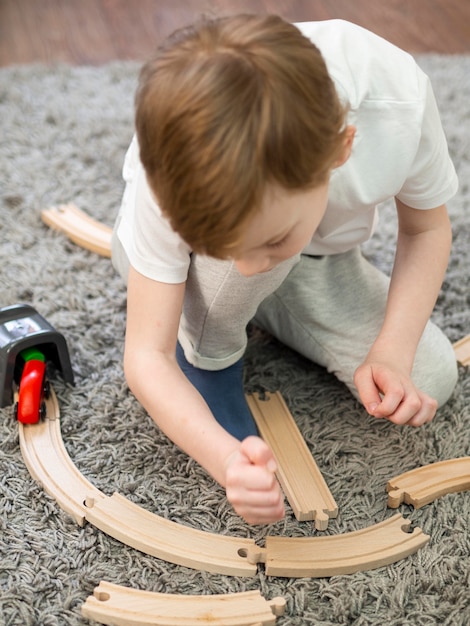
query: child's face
[{"left": 232, "top": 181, "right": 329, "bottom": 276}]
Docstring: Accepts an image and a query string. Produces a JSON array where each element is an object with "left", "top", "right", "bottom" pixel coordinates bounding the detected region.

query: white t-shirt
[{"left": 117, "top": 19, "right": 458, "bottom": 282}]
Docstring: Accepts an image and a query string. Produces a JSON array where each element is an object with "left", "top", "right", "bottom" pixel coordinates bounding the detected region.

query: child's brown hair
[{"left": 135, "top": 14, "right": 348, "bottom": 258}]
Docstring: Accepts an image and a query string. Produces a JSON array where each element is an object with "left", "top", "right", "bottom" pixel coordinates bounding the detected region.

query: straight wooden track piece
[
  {"left": 453, "top": 335, "right": 470, "bottom": 367},
  {"left": 246, "top": 513, "right": 429, "bottom": 578},
  {"left": 81, "top": 581, "right": 286, "bottom": 626},
  {"left": 246, "top": 391, "right": 337, "bottom": 529},
  {"left": 18, "top": 387, "right": 105, "bottom": 526},
  {"left": 41, "top": 203, "right": 112, "bottom": 257},
  {"left": 387, "top": 457, "right": 470, "bottom": 509},
  {"left": 84, "top": 492, "right": 257, "bottom": 576}
]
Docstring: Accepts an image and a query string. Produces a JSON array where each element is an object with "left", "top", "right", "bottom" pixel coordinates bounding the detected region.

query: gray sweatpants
[{"left": 112, "top": 225, "right": 458, "bottom": 407}]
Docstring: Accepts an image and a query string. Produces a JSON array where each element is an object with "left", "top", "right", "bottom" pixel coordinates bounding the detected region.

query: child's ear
[{"left": 334, "top": 125, "right": 356, "bottom": 168}]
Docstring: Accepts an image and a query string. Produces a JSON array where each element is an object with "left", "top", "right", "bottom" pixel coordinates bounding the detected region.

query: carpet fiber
[{"left": 0, "top": 55, "right": 469, "bottom": 625}]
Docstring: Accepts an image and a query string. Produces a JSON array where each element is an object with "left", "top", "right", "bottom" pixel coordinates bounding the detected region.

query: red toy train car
[{"left": 15, "top": 348, "right": 50, "bottom": 424}]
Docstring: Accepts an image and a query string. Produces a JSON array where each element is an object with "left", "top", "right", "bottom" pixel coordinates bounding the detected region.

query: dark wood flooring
[{"left": 1, "top": 0, "right": 469, "bottom": 67}]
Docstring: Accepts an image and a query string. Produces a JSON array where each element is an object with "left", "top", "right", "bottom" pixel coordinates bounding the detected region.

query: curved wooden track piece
[
  {"left": 41, "top": 203, "right": 112, "bottom": 258},
  {"left": 18, "top": 388, "right": 104, "bottom": 526},
  {"left": 453, "top": 335, "right": 470, "bottom": 367},
  {"left": 84, "top": 493, "right": 257, "bottom": 576},
  {"left": 387, "top": 457, "right": 470, "bottom": 509},
  {"left": 246, "top": 513, "right": 429, "bottom": 578},
  {"left": 18, "top": 385, "right": 257, "bottom": 576},
  {"left": 246, "top": 392, "right": 337, "bottom": 529},
  {"left": 81, "top": 581, "right": 286, "bottom": 626}
]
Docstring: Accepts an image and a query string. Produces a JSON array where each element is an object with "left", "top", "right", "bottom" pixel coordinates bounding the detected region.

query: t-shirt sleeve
[
  {"left": 117, "top": 137, "right": 191, "bottom": 284},
  {"left": 396, "top": 75, "right": 458, "bottom": 209}
]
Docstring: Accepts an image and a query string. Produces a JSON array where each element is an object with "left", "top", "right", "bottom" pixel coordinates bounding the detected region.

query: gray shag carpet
[{"left": 0, "top": 55, "right": 469, "bottom": 626}]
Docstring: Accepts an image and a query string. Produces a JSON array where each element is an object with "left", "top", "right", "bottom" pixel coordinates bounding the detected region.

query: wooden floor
[{"left": 1, "top": 0, "right": 469, "bottom": 67}]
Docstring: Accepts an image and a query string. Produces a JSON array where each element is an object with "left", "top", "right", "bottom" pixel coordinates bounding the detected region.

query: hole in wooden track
[{"left": 94, "top": 591, "right": 111, "bottom": 602}]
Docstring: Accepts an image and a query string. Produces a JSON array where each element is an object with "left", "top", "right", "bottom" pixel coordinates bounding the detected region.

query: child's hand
[
  {"left": 354, "top": 360, "right": 438, "bottom": 427},
  {"left": 224, "top": 436, "right": 285, "bottom": 524}
]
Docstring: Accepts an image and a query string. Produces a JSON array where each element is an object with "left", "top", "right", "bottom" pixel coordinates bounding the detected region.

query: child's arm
[
  {"left": 354, "top": 200, "right": 452, "bottom": 426},
  {"left": 123, "top": 265, "right": 284, "bottom": 524}
]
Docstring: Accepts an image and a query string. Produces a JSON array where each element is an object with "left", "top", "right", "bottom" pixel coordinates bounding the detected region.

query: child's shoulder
[
  {"left": 295, "top": 19, "right": 407, "bottom": 58},
  {"left": 295, "top": 19, "right": 425, "bottom": 105}
]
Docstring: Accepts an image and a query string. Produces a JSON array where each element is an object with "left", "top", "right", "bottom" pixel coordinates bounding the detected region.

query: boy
[{"left": 112, "top": 15, "right": 459, "bottom": 525}]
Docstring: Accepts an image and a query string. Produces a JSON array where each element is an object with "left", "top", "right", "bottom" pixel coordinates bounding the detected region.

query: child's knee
[
  {"left": 431, "top": 343, "right": 458, "bottom": 408},
  {"left": 438, "top": 365, "right": 458, "bottom": 408},
  {"left": 412, "top": 324, "right": 458, "bottom": 408}
]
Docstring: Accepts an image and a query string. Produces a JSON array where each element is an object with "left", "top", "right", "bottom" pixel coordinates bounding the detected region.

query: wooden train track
[
  {"left": 18, "top": 389, "right": 257, "bottom": 577},
  {"left": 246, "top": 513, "right": 429, "bottom": 578},
  {"left": 84, "top": 492, "right": 257, "bottom": 576},
  {"left": 247, "top": 392, "right": 337, "bottom": 529},
  {"left": 18, "top": 385, "right": 430, "bottom": 579},
  {"left": 17, "top": 388, "right": 103, "bottom": 526},
  {"left": 387, "top": 457, "right": 470, "bottom": 509},
  {"left": 41, "top": 204, "right": 112, "bottom": 258},
  {"left": 81, "top": 581, "right": 286, "bottom": 626}
]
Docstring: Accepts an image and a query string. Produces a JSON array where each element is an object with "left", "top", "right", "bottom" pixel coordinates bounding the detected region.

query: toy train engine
[
  {"left": 0, "top": 304, "right": 74, "bottom": 422},
  {"left": 14, "top": 348, "right": 50, "bottom": 424}
]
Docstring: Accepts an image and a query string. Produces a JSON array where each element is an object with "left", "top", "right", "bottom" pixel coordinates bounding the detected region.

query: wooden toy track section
[
  {"left": 42, "top": 204, "right": 112, "bottom": 258},
  {"left": 19, "top": 388, "right": 257, "bottom": 577},
  {"left": 247, "top": 391, "right": 337, "bottom": 529},
  {"left": 18, "top": 387, "right": 103, "bottom": 525},
  {"left": 387, "top": 457, "right": 470, "bottom": 509},
  {"left": 82, "top": 581, "right": 286, "bottom": 626},
  {"left": 246, "top": 513, "right": 428, "bottom": 578},
  {"left": 18, "top": 385, "right": 430, "bottom": 578}
]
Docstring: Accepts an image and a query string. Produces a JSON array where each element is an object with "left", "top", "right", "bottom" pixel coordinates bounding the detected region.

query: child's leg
[
  {"left": 175, "top": 343, "right": 258, "bottom": 440},
  {"left": 178, "top": 254, "right": 299, "bottom": 368},
  {"left": 254, "top": 248, "right": 458, "bottom": 408},
  {"left": 176, "top": 254, "right": 300, "bottom": 438}
]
